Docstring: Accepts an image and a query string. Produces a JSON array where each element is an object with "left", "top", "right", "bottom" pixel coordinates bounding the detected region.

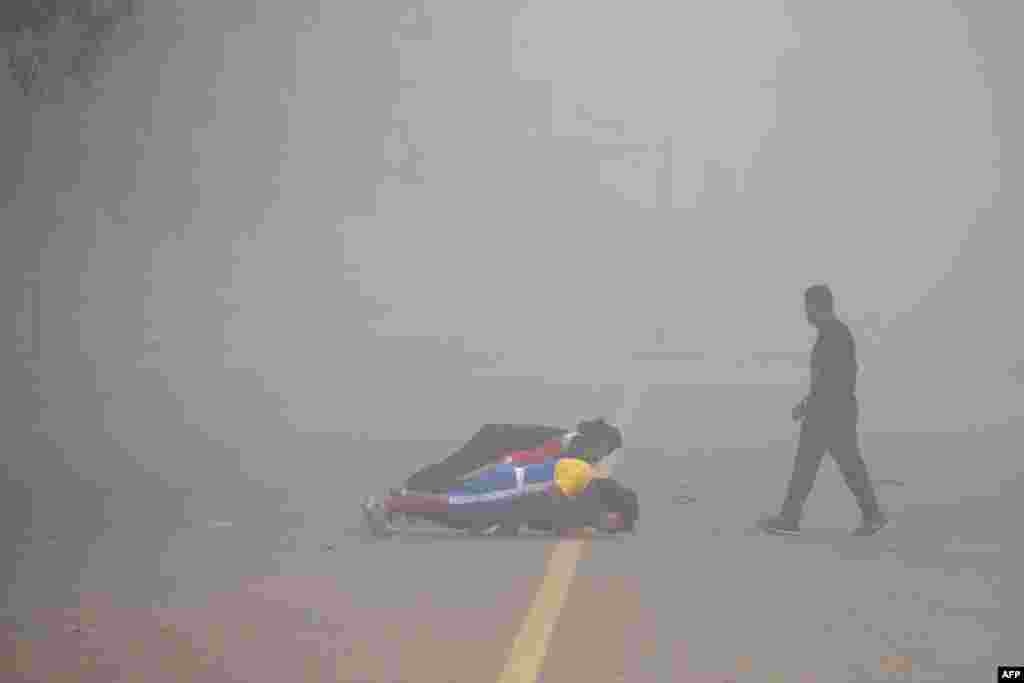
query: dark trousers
[{"left": 781, "top": 398, "right": 881, "bottom": 523}]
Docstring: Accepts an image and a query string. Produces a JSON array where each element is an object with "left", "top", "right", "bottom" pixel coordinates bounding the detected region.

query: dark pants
[
  {"left": 781, "top": 398, "right": 881, "bottom": 523},
  {"left": 453, "top": 488, "right": 607, "bottom": 532}
]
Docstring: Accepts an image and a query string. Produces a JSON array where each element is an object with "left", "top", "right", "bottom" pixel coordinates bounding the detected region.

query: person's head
[
  {"left": 569, "top": 417, "right": 623, "bottom": 464},
  {"left": 804, "top": 284, "right": 836, "bottom": 327},
  {"left": 589, "top": 477, "right": 638, "bottom": 532}
]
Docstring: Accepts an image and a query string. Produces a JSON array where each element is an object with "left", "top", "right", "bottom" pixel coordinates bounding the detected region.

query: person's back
[
  {"left": 502, "top": 418, "right": 623, "bottom": 466},
  {"left": 449, "top": 460, "right": 559, "bottom": 496},
  {"left": 450, "top": 456, "right": 596, "bottom": 498},
  {"left": 810, "top": 317, "right": 858, "bottom": 404},
  {"left": 401, "top": 419, "right": 623, "bottom": 495}
]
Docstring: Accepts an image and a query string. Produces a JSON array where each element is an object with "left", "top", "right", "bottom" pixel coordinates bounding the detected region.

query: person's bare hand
[{"left": 792, "top": 398, "right": 808, "bottom": 422}]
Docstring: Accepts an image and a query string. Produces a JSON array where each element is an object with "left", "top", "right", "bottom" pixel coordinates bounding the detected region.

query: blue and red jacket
[{"left": 499, "top": 437, "right": 568, "bottom": 466}]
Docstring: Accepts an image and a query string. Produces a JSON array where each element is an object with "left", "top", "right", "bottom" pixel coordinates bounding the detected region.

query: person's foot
[
  {"left": 495, "top": 522, "right": 521, "bottom": 537},
  {"left": 468, "top": 521, "right": 502, "bottom": 536},
  {"left": 852, "top": 513, "right": 889, "bottom": 536},
  {"left": 757, "top": 515, "right": 801, "bottom": 536},
  {"left": 362, "top": 497, "right": 395, "bottom": 538}
]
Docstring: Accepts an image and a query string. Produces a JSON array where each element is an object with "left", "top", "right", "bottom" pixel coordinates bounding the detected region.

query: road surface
[{"left": 3, "top": 425, "right": 1021, "bottom": 682}]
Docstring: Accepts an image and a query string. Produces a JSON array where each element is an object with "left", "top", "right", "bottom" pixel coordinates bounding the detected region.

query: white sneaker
[
  {"left": 468, "top": 522, "right": 502, "bottom": 536},
  {"left": 362, "top": 498, "right": 395, "bottom": 538}
]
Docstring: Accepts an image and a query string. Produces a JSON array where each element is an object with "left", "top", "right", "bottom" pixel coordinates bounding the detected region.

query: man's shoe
[
  {"left": 852, "top": 514, "right": 889, "bottom": 537},
  {"left": 757, "top": 516, "right": 801, "bottom": 536}
]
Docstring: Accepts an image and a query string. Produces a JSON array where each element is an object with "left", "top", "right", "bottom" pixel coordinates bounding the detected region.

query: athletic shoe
[
  {"left": 757, "top": 516, "right": 801, "bottom": 536},
  {"left": 494, "top": 522, "right": 521, "bottom": 537},
  {"left": 852, "top": 513, "right": 889, "bottom": 537},
  {"left": 362, "top": 497, "right": 395, "bottom": 538},
  {"left": 468, "top": 522, "right": 502, "bottom": 536}
]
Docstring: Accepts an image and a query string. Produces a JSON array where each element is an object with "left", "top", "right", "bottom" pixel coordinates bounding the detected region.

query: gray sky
[
  {"left": 6, "top": 0, "right": 1019, "bottom": 455},
  {"left": 304, "top": 1, "right": 994, "bottom": 349},
  {"left": 260, "top": 2, "right": 1003, "bottom": 380}
]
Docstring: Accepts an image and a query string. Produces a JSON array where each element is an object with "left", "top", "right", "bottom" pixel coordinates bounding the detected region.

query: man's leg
[
  {"left": 826, "top": 412, "right": 886, "bottom": 533},
  {"left": 384, "top": 492, "right": 450, "bottom": 516},
  {"left": 773, "top": 419, "right": 829, "bottom": 530}
]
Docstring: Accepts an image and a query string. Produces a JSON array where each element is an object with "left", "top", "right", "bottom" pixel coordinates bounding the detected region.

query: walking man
[{"left": 760, "top": 284, "right": 888, "bottom": 537}]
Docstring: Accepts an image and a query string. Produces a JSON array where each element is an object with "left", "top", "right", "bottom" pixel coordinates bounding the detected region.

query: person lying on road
[
  {"left": 363, "top": 456, "right": 638, "bottom": 538},
  {"left": 400, "top": 418, "right": 623, "bottom": 495}
]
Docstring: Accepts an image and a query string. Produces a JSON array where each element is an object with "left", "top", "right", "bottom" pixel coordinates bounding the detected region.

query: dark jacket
[{"left": 405, "top": 424, "right": 568, "bottom": 493}]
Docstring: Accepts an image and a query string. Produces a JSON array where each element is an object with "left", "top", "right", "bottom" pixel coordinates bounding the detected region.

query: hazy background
[{"left": 3, "top": 0, "right": 1021, "bottom": 568}]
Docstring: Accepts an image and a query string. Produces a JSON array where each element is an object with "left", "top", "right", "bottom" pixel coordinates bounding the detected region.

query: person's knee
[{"left": 832, "top": 444, "right": 867, "bottom": 469}]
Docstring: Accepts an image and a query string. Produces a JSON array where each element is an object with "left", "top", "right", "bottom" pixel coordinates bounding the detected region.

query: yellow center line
[
  {"left": 496, "top": 539, "right": 587, "bottom": 683},
  {"left": 495, "top": 461, "right": 613, "bottom": 683}
]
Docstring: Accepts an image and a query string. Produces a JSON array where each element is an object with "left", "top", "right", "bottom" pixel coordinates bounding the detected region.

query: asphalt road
[
  {"left": 2, "top": 435, "right": 559, "bottom": 682},
  {"left": 544, "top": 427, "right": 1023, "bottom": 682},
  {"left": 3, "top": 2, "right": 1022, "bottom": 681},
  {"left": 3, "top": 425, "right": 1022, "bottom": 682}
]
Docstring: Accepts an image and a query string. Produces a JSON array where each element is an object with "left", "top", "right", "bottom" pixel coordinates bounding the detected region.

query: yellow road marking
[
  {"left": 13, "top": 640, "right": 33, "bottom": 674},
  {"left": 207, "top": 624, "right": 225, "bottom": 659},
  {"left": 881, "top": 655, "right": 912, "bottom": 673},
  {"left": 303, "top": 652, "right": 322, "bottom": 682},
  {"left": 495, "top": 538, "right": 587, "bottom": 683},
  {"left": 495, "top": 461, "right": 612, "bottom": 683}
]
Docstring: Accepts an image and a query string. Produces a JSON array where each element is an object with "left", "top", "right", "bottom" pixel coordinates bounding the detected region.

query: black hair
[
  {"left": 572, "top": 418, "right": 623, "bottom": 463},
  {"left": 590, "top": 477, "right": 638, "bottom": 532},
  {"left": 804, "top": 284, "right": 834, "bottom": 312}
]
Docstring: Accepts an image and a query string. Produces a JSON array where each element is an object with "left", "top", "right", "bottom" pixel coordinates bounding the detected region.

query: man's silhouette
[{"left": 760, "top": 284, "right": 888, "bottom": 536}]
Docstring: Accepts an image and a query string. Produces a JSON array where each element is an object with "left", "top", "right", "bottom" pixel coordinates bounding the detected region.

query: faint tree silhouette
[
  {"left": 2, "top": 0, "right": 137, "bottom": 95},
  {"left": 1009, "top": 359, "right": 1024, "bottom": 384}
]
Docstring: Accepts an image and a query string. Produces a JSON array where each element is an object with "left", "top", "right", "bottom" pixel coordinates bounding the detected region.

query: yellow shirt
[{"left": 553, "top": 458, "right": 596, "bottom": 498}]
